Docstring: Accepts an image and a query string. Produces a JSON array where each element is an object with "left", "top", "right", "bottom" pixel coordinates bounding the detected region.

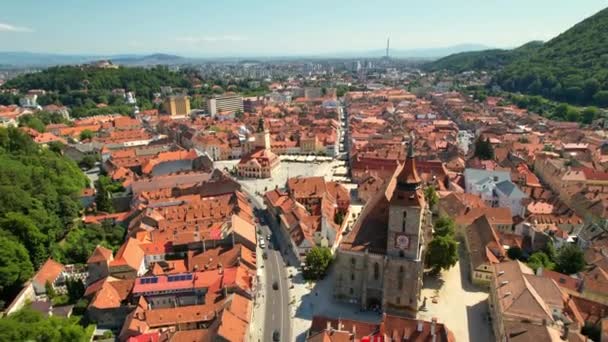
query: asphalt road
[{"left": 250, "top": 196, "right": 291, "bottom": 342}]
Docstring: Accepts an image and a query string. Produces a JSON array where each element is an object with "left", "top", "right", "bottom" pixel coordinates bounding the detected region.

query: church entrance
[{"left": 366, "top": 289, "right": 382, "bottom": 312}]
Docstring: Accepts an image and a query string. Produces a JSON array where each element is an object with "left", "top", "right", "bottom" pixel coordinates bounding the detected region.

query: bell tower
[
  {"left": 387, "top": 135, "right": 425, "bottom": 260},
  {"left": 254, "top": 117, "right": 271, "bottom": 150}
]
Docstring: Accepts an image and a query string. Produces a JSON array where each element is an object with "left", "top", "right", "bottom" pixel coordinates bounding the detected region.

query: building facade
[
  {"left": 164, "top": 96, "right": 191, "bottom": 117},
  {"left": 333, "top": 143, "right": 432, "bottom": 317},
  {"left": 207, "top": 94, "right": 243, "bottom": 117}
]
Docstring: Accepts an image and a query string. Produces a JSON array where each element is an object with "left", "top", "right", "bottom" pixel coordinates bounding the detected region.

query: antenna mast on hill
[{"left": 386, "top": 37, "right": 390, "bottom": 58}]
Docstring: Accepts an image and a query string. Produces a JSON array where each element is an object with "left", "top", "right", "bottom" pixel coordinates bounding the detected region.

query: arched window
[{"left": 373, "top": 262, "right": 380, "bottom": 280}]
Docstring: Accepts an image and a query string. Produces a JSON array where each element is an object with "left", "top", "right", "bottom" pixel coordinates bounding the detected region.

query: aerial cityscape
[{"left": 1, "top": 1, "right": 608, "bottom": 341}]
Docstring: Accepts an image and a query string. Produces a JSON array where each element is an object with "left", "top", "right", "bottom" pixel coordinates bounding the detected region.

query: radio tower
[{"left": 386, "top": 37, "right": 390, "bottom": 59}]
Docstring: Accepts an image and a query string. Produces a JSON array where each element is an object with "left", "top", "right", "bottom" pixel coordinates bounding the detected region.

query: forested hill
[
  {"left": 0, "top": 127, "right": 88, "bottom": 303},
  {"left": 426, "top": 7, "right": 608, "bottom": 108},
  {"left": 424, "top": 41, "right": 543, "bottom": 73},
  {"left": 0, "top": 65, "right": 193, "bottom": 117},
  {"left": 495, "top": 7, "right": 608, "bottom": 107}
]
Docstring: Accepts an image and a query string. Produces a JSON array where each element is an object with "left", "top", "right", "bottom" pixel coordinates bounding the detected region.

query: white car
[{"left": 259, "top": 240, "right": 266, "bottom": 249}]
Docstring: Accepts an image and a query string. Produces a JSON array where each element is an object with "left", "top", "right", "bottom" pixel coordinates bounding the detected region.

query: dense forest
[
  {"left": 0, "top": 127, "right": 131, "bottom": 308},
  {"left": 0, "top": 308, "right": 93, "bottom": 341},
  {"left": 426, "top": 7, "right": 608, "bottom": 108},
  {"left": 0, "top": 127, "right": 88, "bottom": 305},
  {"left": 0, "top": 65, "right": 193, "bottom": 117},
  {"left": 425, "top": 41, "right": 543, "bottom": 73},
  {"left": 495, "top": 7, "right": 608, "bottom": 107}
]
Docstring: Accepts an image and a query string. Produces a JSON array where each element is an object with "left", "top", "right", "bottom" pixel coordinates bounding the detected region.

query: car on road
[
  {"left": 272, "top": 330, "right": 280, "bottom": 341},
  {"left": 259, "top": 240, "right": 265, "bottom": 249},
  {"left": 272, "top": 281, "right": 278, "bottom": 290}
]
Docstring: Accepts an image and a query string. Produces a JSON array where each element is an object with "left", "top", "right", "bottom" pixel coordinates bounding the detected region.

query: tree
[
  {"left": 0, "top": 235, "right": 34, "bottom": 293},
  {"left": 48, "top": 141, "right": 64, "bottom": 154},
  {"left": 593, "top": 91, "right": 608, "bottom": 107},
  {"left": 527, "top": 252, "right": 555, "bottom": 271},
  {"left": 507, "top": 246, "right": 524, "bottom": 260},
  {"left": 556, "top": 243, "right": 586, "bottom": 274},
  {"left": 0, "top": 308, "right": 91, "bottom": 342},
  {"left": 19, "top": 115, "right": 46, "bottom": 132},
  {"left": 79, "top": 129, "right": 93, "bottom": 141},
  {"left": 426, "top": 235, "right": 459, "bottom": 274},
  {"left": 65, "top": 278, "right": 85, "bottom": 303},
  {"left": 303, "top": 246, "right": 332, "bottom": 280},
  {"left": 334, "top": 211, "right": 344, "bottom": 225},
  {"left": 45, "top": 280, "right": 56, "bottom": 299},
  {"left": 424, "top": 186, "right": 439, "bottom": 209},
  {"left": 79, "top": 155, "right": 96, "bottom": 170},
  {"left": 474, "top": 137, "right": 494, "bottom": 160},
  {"left": 433, "top": 216, "right": 455, "bottom": 237},
  {"left": 582, "top": 106, "right": 600, "bottom": 124},
  {"left": 0, "top": 212, "right": 48, "bottom": 266},
  {"left": 95, "top": 177, "right": 114, "bottom": 213}
]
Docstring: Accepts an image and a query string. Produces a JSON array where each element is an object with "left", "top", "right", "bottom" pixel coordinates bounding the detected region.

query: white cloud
[
  {"left": 174, "top": 35, "right": 246, "bottom": 43},
  {"left": 0, "top": 22, "right": 33, "bottom": 32}
]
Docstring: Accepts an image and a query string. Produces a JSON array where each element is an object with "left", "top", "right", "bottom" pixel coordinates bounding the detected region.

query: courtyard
[{"left": 418, "top": 246, "right": 493, "bottom": 342}]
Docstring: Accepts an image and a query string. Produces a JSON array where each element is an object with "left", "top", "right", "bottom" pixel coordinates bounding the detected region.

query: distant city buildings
[{"left": 207, "top": 94, "right": 243, "bottom": 117}]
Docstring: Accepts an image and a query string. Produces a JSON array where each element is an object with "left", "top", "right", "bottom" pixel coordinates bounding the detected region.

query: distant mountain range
[
  {"left": 0, "top": 44, "right": 492, "bottom": 67},
  {"left": 0, "top": 52, "right": 185, "bottom": 68}
]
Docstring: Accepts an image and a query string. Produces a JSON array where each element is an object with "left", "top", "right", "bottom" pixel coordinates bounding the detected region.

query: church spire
[{"left": 397, "top": 133, "right": 421, "bottom": 189}]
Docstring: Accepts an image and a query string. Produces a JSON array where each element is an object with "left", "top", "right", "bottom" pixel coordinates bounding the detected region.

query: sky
[{"left": 0, "top": 0, "right": 606, "bottom": 57}]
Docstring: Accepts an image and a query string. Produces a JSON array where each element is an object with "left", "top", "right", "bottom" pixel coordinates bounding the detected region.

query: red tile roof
[{"left": 33, "top": 259, "right": 64, "bottom": 286}]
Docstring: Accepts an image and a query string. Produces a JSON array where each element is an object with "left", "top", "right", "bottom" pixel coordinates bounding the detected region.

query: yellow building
[{"left": 163, "top": 96, "right": 191, "bottom": 116}]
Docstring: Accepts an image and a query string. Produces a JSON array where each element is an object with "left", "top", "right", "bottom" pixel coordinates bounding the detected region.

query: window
[
  {"left": 396, "top": 296, "right": 400, "bottom": 305},
  {"left": 398, "top": 266, "right": 404, "bottom": 290},
  {"left": 349, "top": 288, "right": 354, "bottom": 295},
  {"left": 351, "top": 258, "right": 356, "bottom": 266},
  {"left": 351, "top": 273, "right": 355, "bottom": 281},
  {"left": 373, "top": 263, "right": 380, "bottom": 280},
  {"left": 402, "top": 211, "right": 407, "bottom": 232}
]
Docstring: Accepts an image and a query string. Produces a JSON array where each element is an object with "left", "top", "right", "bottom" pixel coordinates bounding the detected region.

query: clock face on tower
[{"left": 395, "top": 233, "right": 410, "bottom": 250}]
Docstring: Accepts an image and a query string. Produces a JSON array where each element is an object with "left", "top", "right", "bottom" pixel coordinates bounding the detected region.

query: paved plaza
[{"left": 418, "top": 247, "right": 493, "bottom": 342}]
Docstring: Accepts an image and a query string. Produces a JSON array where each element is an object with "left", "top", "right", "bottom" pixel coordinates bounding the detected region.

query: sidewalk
[{"left": 248, "top": 244, "right": 267, "bottom": 342}]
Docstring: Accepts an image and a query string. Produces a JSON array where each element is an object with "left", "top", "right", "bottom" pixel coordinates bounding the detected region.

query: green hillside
[
  {"left": 424, "top": 41, "right": 543, "bottom": 73},
  {"left": 495, "top": 7, "right": 608, "bottom": 107}
]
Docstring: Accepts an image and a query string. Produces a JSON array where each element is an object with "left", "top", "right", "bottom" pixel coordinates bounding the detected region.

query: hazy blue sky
[{"left": 0, "top": 0, "right": 606, "bottom": 56}]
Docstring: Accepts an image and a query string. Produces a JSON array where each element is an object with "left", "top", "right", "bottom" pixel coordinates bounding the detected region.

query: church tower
[
  {"left": 254, "top": 117, "right": 271, "bottom": 150},
  {"left": 386, "top": 138, "right": 425, "bottom": 260}
]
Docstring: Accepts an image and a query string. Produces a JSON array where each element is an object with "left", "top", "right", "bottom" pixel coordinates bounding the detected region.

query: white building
[{"left": 464, "top": 168, "right": 528, "bottom": 217}]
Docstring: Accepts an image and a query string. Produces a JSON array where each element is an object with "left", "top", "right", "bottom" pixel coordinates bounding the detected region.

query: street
[{"left": 248, "top": 190, "right": 291, "bottom": 342}]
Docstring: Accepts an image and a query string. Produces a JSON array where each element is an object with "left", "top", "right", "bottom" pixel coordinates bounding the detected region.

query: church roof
[
  {"left": 396, "top": 141, "right": 422, "bottom": 187},
  {"left": 340, "top": 159, "right": 425, "bottom": 254}
]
